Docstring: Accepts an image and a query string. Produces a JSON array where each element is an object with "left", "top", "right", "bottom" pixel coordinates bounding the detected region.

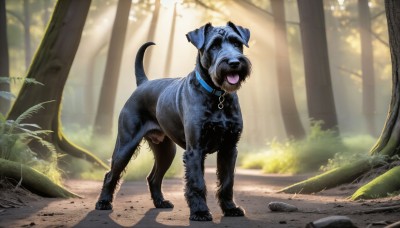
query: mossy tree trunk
[
  {"left": 369, "top": 0, "right": 400, "bottom": 158},
  {"left": 0, "top": 158, "right": 79, "bottom": 198},
  {"left": 7, "top": 0, "right": 108, "bottom": 169},
  {"left": 281, "top": 0, "right": 400, "bottom": 200}
]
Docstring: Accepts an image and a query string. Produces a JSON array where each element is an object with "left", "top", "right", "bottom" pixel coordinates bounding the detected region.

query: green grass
[
  {"left": 240, "top": 122, "right": 376, "bottom": 174},
  {"left": 62, "top": 127, "right": 183, "bottom": 181}
]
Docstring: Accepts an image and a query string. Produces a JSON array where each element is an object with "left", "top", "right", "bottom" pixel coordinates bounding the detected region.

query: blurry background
[{"left": 2, "top": 0, "right": 391, "bottom": 179}]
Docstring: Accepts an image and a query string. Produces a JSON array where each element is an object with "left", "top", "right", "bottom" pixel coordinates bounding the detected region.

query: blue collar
[{"left": 195, "top": 71, "right": 224, "bottom": 96}]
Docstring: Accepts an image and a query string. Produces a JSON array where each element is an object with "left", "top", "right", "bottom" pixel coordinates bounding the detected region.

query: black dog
[{"left": 95, "top": 21, "right": 251, "bottom": 221}]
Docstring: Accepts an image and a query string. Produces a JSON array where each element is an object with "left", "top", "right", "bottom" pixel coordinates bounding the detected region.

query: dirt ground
[{"left": 1, "top": 168, "right": 399, "bottom": 228}]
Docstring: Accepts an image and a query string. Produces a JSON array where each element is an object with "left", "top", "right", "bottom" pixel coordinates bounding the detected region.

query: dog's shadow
[{"left": 76, "top": 208, "right": 250, "bottom": 227}]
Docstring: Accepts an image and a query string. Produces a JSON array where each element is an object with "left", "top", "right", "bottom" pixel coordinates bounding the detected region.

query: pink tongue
[{"left": 226, "top": 74, "right": 240, "bottom": 84}]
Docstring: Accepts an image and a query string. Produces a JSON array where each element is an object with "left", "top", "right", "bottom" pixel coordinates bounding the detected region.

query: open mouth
[{"left": 226, "top": 74, "right": 240, "bottom": 85}]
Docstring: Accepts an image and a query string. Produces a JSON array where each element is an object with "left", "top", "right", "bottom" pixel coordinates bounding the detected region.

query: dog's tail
[{"left": 135, "top": 42, "right": 155, "bottom": 86}]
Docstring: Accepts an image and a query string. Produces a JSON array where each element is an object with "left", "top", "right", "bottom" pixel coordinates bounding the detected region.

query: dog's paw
[
  {"left": 154, "top": 199, "right": 174, "bottom": 208},
  {"left": 223, "top": 206, "right": 245, "bottom": 217},
  {"left": 189, "top": 211, "right": 213, "bottom": 221},
  {"left": 95, "top": 200, "right": 113, "bottom": 210}
]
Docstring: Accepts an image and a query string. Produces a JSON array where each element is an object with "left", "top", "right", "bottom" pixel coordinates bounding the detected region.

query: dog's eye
[
  {"left": 210, "top": 40, "right": 221, "bottom": 50},
  {"left": 231, "top": 40, "right": 242, "bottom": 48}
]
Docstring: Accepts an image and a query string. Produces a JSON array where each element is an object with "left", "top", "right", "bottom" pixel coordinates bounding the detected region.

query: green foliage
[
  {"left": 0, "top": 101, "right": 62, "bottom": 184},
  {"left": 0, "top": 77, "right": 43, "bottom": 100},
  {"left": 62, "top": 127, "right": 183, "bottom": 181},
  {"left": 321, "top": 135, "right": 376, "bottom": 171},
  {"left": 240, "top": 121, "right": 376, "bottom": 174}
]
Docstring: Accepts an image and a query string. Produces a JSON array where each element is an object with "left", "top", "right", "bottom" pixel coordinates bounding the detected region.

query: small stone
[
  {"left": 306, "top": 216, "right": 357, "bottom": 228},
  {"left": 268, "top": 201, "right": 298, "bottom": 212}
]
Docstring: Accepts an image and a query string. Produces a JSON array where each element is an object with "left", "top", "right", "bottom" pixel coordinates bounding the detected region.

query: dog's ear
[
  {"left": 227, "top": 21, "right": 250, "bottom": 47},
  {"left": 186, "top": 23, "right": 212, "bottom": 50}
]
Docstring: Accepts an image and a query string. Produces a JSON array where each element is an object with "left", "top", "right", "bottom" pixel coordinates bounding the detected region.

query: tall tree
[
  {"left": 164, "top": 3, "right": 177, "bottom": 76},
  {"left": 93, "top": 0, "right": 132, "bottom": 136},
  {"left": 370, "top": 0, "right": 400, "bottom": 159},
  {"left": 297, "top": 0, "right": 339, "bottom": 132},
  {"left": 0, "top": 0, "right": 10, "bottom": 115},
  {"left": 23, "top": 0, "right": 32, "bottom": 71},
  {"left": 7, "top": 0, "right": 107, "bottom": 169},
  {"left": 144, "top": 0, "right": 160, "bottom": 72},
  {"left": 271, "top": 0, "right": 305, "bottom": 139},
  {"left": 359, "top": 0, "right": 376, "bottom": 135},
  {"left": 281, "top": 0, "right": 400, "bottom": 200}
]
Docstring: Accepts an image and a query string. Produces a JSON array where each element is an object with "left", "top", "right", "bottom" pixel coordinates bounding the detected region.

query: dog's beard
[{"left": 209, "top": 56, "right": 251, "bottom": 93}]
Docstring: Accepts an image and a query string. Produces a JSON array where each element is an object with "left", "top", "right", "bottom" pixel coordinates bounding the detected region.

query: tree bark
[
  {"left": 93, "top": 0, "right": 132, "bottom": 136},
  {"left": 282, "top": 0, "right": 400, "bottom": 200},
  {"left": 359, "top": 0, "right": 376, "bottom": 136},
  {"left": 280, "top": 158, "right": 378, "bottom": 194},
  {"left": 164, "top": 3, "right": 177, "bottom": 77},
  {"left": 23, "top": 0, "right": 32, "bottom": 71},
  {"left": 0, "top": 0, "right": 10, "bottom": 115},
  {"left": 370, "top": 0, "right": 400, "bottom": 157},
  {"left": 7, "top": 0, "right": 108, "bottom": 169},
  {"left": 351, "top": 165, "right": 400, "bottom": 200},
  {"left": 297, "top": 0, "right": 339, "bottom": 132},
  {"left": 144, "top": 0, "right": 160, "bottom": 72},
  {"left": 271, "top": 0, "right": 305, "bottom": 139},
  {"left": 0, "top": 158, "right": 80, "bottom": 198}
]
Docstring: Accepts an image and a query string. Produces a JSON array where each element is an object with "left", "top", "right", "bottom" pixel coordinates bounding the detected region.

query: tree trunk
[
  {"left": 93, "top": 0, "right": 132, "bottom": 137},
  {"left": 370, "top": 0, "right": 400, "bottom": 158},
  {"left": 280, "top": 158, "right": 378, "bottom": 194},
  {"left": 359, "top": 0, "right": 376, "bottom": 136},
  {"left": 351, "top": 165, "right": 400, "bottom": 200},
  {"left": 164, "top": 3, "right": 177, "bottom": 77},
  {"left": 144, "top": 0, "right": 160, "bottom": 72},
  {"left": 271, "top": 0, "right": 305, "bottom": 139},
  {"left": 0, "top": 0, "right": 10, "bottom": 116},
  {"left": 23, "top": 0, "right": 32, "bottom": 71},
  {"left": 282, "top": 0, "right": 400, "bottom": 199},
  {"left": 7, "top": 0, "right": 108, "bottom": 169},
  {"left": 297, "top": 0, "right": 339, "bottom": 132},
  {"left": 0, "top": 158, "right": 79, "bottom": 198}
]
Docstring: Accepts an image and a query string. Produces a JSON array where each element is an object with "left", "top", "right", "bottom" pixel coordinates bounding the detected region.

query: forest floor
[{"left": 1, "top": 168, "right": 400, "bottom": 228}]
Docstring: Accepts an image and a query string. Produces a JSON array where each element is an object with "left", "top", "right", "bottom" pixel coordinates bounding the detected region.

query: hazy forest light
[
  {"left": 330, "top": 0, "right": 346, "bottom": 11},
  {"left": 161, "top": 0, "right": 183, "bottom": 8}
]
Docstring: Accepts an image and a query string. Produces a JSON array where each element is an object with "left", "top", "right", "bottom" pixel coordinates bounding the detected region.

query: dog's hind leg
[
  {"left": 146, "top": 136, "right": 176, "bottom": 208},
  {"left": 95, "top": 112, "right": 145, "bottom": 210}
]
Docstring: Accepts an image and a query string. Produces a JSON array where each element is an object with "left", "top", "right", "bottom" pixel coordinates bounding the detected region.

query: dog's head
[{"left": 186, "top": 22, "right": 252, "bottom": 93}]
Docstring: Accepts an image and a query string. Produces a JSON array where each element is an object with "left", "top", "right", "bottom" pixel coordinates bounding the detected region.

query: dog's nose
[{"left": 228, "top": 59, "right": 240, "bottom": 68}]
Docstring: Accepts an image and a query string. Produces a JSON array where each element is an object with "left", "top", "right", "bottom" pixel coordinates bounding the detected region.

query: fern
[
  {"left": 0, "top": 77, "right": 44, "bottom": 86},
  {"left": 0, "top": 91, "right": 16, "bottom": 100},
  {"left": 0, "top": 101, "right": 55, "bottom": 160},
  {"left": 10, "top": 101, "right": 54, "bottom": 133}
]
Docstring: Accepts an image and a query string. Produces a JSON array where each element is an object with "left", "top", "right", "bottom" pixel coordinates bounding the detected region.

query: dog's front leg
[
  {"left": 216, "top": 147, "right": 245, "bottom": 217},
  {"left": 183, "top": 149, "right": 212, "bottom": 221}
]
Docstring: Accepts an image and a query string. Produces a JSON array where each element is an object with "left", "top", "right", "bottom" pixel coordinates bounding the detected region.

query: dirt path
[{"left": 1, "top": 168, "right": 399, "bottom": 227}]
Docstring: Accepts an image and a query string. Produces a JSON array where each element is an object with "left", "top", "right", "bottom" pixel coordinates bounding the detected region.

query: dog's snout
[{"left": 228, "top": 59, "right": 240, "bottom": 68}]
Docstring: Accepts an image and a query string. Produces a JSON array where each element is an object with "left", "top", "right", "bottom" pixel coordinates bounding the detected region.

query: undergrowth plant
[
  {"left": 0, "top": 77, "right": 62, "bottom": 184},
  {"left": 240, "top": 121, "right": 376, "bottom": 174},
  {"left": 62, "top": 126, "right": 183, "bottom": 181}
]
